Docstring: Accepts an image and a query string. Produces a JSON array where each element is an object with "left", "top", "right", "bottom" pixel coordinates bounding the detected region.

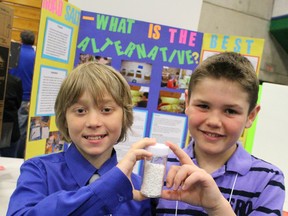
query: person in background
[
  {"left": 9, "top": 30, "right": 36, "bottom": 158},
  {"left": 0, "top": 74, "right": 22, "bottom": 157},
  {"left": 7, "top": 62, "right": 154, "bottom": 215},
  {"left": 156, "top": 52, "right": 285, "bottom": 215}
]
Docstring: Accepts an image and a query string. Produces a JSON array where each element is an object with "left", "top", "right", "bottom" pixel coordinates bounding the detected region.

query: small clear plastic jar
[{"left": 140, "top": 143, "right": 170, "bottom": 198}]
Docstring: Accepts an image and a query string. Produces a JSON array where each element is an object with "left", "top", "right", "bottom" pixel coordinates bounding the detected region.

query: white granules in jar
[{"left": 141, "top": 162, "right": 166, "bottom": 198}]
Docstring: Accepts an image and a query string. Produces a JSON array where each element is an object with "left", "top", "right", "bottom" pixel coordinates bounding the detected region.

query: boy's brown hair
[
  {"left": 187, "top": 52, "right": 259, "bottom": 113},
  {"left": 55, "top": 62, "right": 133, "bottom": 142}
]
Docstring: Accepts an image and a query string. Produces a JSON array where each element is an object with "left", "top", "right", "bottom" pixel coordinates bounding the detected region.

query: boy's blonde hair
[
  {"left": 54, "top": 62, "right": 133, "bottom": 142},
  {"left": 188, "top": 52, "right": 259, "bottom": 113}
]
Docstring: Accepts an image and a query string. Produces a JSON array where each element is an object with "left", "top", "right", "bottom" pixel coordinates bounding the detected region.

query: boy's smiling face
[
  {"left": 66, "top": 90, "right": 123, "bottom": 167},
  {"left": 185, "top": 77, "right": 259, "bottom": 160}
]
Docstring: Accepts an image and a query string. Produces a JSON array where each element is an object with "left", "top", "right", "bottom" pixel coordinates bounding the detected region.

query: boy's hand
[
  {"left": 116, "top": 138, "right": 156, "bottom": 201},
  {"left": 162, "top": 142, "right": 235, "bottom": 215}
]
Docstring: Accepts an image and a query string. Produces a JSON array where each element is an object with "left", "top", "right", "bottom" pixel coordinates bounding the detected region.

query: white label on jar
[{"left": 141, "top": 162, "right": 165, "bottom": 198}]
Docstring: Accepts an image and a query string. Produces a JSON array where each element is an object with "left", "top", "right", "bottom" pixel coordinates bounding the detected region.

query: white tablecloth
[{"left": 0, "top": 157, "right": 24, "bottom": 216}]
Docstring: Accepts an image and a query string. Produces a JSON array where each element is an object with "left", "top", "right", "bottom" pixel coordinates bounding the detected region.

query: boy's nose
[
  {"left": 86, "top": 112, "right": 102, "bottom": 127},
  {"left": 206, "top": 112, "right": 222, "bottom": 128}
]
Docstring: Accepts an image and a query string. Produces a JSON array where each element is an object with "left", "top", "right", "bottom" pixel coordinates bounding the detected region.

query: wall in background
[
  {"left": 272, "top": 0, "right": 288, "bottom": 17},
  {"left": 0, "top": 0, "right": 41, "bottom": 45},
  {"left": 68, "top": 0, "right": 203, "bottom": 31},
  {"left": 0, "top": 0, "right": 68, "bottom": 45},
  {"left": 198, "top": 0, "right": 288, "bottom": 85}
]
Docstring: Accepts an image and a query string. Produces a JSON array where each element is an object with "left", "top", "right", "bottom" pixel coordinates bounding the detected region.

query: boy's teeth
[
  {"left": 87, "top": 136, "right": 103, "bottom": 140},
  {"left": 207, "top": 132, "right": 219, "bottom": 137}
]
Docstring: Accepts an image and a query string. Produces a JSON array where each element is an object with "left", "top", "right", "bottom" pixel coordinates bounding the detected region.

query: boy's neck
[
  {"left": 194, "top": 144, "right": 237, "bottom": 174},
  {"left": 79, "top": 146, "right": 114, "bottom": 169}
]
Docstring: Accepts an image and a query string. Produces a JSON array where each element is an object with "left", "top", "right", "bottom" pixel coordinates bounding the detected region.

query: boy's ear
[{"left": 245, "top": 105, "right": 261, "bottom": 128}]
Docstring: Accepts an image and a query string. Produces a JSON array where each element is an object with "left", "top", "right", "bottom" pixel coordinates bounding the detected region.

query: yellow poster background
[
  {"left": 201, "top": 33, "right": 265, "bottom": 74},
  {"left": 25, "top": 1, "right": 80, "bottom": 159}
]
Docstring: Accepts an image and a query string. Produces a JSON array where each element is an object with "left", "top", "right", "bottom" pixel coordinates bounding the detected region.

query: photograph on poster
[
  {"left": 120, "top": 60, "right": 152, "bottom": 85},
  {"left": 45, "top": 131, "right": 65, "bottom": 154},
  {"left": 29, "top": 116, "right": 50, "bottom": 141},
  {"left": 161, "top": 66, "right": 193, "bottom": 89},
  {"left": 130, "top": 85, "right": 150, "bottom": 108},
  {"left": 77, "top": 53, "right": 112, "bottom": 66},
  {"left": 157, "top": 90, "right": 185, "bottom": 114}
]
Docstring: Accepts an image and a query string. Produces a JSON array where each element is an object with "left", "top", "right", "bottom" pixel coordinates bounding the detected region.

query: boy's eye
[
  {"left": 225, "top": 109, "right": 238, "bottom": 115},
  {"left": 197, "top": 104, "right": 209, "bottom": 110},
  {"left": 76, "top": 108, "right": 86, "bottom": 114},
  {"left": 101, "top": 107, "right": 112, "bottom": 113}
]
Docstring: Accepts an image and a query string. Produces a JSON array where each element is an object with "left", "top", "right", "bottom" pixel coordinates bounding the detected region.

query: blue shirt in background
[{"left": 9, "top": 44, "right": 35, "bottom": 101}]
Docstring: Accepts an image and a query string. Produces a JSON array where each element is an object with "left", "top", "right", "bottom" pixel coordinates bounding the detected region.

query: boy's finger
[
  {"left": 131, "top": 138, "right": 156, "bottom": 150},
  {"left": 161, "top": 190, "right": 181, "bottom": 201},
  {"left": 166, "top": 141, "right": 193, "bottom": 165},
  {"left": 172, "top": 164, "right": 195, "bottom": 190},
  {"left": 133, "top": 149, "right": 153, "bottom": 161},
  {"left": 165, "top": 165, "right": 180, "bottom": 188}
]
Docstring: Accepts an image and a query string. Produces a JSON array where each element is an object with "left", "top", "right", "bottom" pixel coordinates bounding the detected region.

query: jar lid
[{"left": 146, "top": 143, "right": 170, "bottom": 156}]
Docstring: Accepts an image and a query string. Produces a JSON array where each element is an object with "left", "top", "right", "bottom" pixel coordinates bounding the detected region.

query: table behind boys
[{"left": 0, "top": 156, "right": 24, "bottom": 216}]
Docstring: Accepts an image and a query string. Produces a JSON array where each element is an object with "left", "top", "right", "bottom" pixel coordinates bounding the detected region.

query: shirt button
[{"left": 118, "top": 196, "right": 124, "bottom": 202}]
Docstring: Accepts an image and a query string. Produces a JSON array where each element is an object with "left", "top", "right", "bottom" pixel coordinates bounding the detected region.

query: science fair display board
[
  {"left": 25, "top": 0, "right": 80, "bottom": 159},
  {"left": 25, "top": 0, "right": 264, "bottom": 176}
]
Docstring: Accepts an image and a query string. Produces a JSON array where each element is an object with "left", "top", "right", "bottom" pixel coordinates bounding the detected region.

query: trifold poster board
[
  {"left": 25, "top": 0, "right": 265, "bottom": 174},
  {"left": 25, "top": 0, "right": 80, "bottom": 158},
  {"left": 0, "top": 3, "right": 13, "bottom": 137}
]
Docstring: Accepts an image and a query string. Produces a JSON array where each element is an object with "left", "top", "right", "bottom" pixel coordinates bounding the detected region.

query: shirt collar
[
  {"left": 226, "top": 142, "right": 252, "bottom": 175},
  {"left": 65, "top": 144, "right": 118, "bottom": 187},
  {"left": 187, "top": 140, "right": 252, "bottom": 176}
]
